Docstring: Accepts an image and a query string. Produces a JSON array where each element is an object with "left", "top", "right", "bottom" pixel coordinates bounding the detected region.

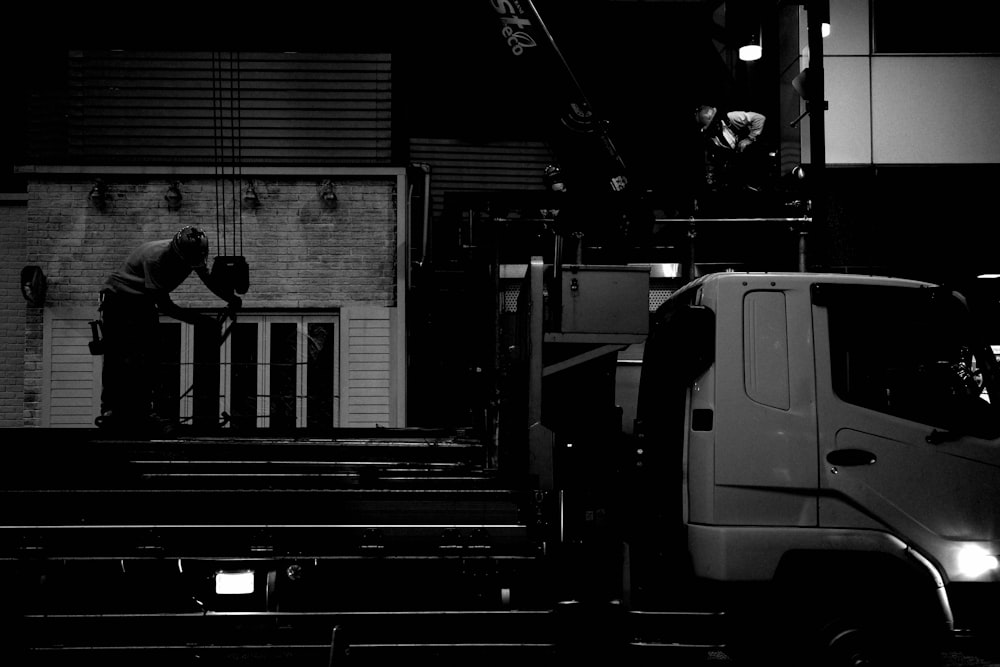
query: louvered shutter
[
  {"left": 44, "top": 311, "right": 101, "bottom": 428},
  {"left": 30, "top": 51, "right": 392, "bottom": 167}
]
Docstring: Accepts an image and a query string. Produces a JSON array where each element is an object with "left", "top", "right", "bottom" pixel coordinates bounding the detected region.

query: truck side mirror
[
  {"left": 654, "top": 304, "right": 714, "bottom": 383},
  {"left": 636, "top": 304, "right": 715, "bottom": 435},
  {"left": 683, "top": 305, "right": 715, "bottom": 379}
]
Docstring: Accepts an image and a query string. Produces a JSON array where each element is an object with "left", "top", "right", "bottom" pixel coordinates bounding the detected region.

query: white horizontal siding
[
  {"left": 45, "top": 311, "right": 100, "bottom": 428},
  {"left": 342, "top": 307, "right": 395, "bottom": 428}
]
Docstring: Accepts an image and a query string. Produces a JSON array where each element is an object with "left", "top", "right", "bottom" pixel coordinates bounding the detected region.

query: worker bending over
[{"left": 95, "top": 225, "right": 242, "bottom": 432}]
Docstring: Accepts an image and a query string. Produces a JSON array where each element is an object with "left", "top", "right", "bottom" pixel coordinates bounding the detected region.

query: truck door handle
[{"left": 825, "top": 449, "right": 877, "bottom": 466}]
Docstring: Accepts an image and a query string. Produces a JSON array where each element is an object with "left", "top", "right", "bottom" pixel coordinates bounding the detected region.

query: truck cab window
[{"left": 823, "top": 285, "right": 999, "bottom": 437}]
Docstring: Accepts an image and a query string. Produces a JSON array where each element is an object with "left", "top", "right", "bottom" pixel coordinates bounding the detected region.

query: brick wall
[
  {"left": 0, "top": 201, "right": 27, "bottom": 426},
  {"left": 27, "top": 176, "right": 398, "bottom": 310}
]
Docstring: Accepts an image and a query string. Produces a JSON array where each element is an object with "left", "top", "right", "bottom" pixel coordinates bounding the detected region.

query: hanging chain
[
  {"left": 228, "top": 52, "right": 237, "bottom": 257},
  {"left": 211, "top": 51, "right": 224, "bottom": 255},
  {"left": 235, "top": 52, "right": 243, "bottom": 257},
  {"left": 211, "top": 51, "right": 245, "bottom": 259}
]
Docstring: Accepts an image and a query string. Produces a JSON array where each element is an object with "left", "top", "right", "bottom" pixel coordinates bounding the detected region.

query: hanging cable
[
  {"left": 228, "top": 51, "right": 238, "bottom": 257},
  {"left": 211, "top": 51, "right": 222, "bottom": 254},
  {"left": 213, "top": 51, "right": 229, "bottom": 256},
  {"left": 208, "top": 51, "right": 250, "bottom": 298},
  {"left": 236, "top": 53, "right": 243, "bottom": 257}
]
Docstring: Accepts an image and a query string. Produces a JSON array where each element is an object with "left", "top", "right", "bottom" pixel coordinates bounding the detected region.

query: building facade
[{"left": 1, "top": 1, "right": 998, "bottom": 428}]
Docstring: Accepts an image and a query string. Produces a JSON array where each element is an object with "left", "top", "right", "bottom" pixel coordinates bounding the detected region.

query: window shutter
[
  {"left": 31, "top": 51, "right": 392, "bottom": 166},
  {"left": 45, "top": 312, "right": 101, "bottom": 428}
]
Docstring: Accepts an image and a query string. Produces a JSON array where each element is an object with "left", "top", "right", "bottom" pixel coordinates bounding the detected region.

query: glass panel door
[{"left": 161, "top": 314, "right": 339, "bottom": 430}]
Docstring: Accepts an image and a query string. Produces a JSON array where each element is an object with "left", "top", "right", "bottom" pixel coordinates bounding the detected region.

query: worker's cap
[
  {"left": 695, "top": 105, "right": 717, "bottom": 130},
  {"left": 171, "top": 225, "right": 209, "bottom": 268}
]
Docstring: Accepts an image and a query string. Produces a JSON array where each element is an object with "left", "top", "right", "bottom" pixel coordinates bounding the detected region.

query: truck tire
[
  {"left": 806, "top": 600, "right": 944, "bottom": 667},
  {"left": 724, "top": 588, "right": 942, "bottom": 667},
  {"left": 771, "top": 555, "right": 946, "bottom": 667},
  {"left": 812, "top": 610, "right": 893, "bottom": 667}
]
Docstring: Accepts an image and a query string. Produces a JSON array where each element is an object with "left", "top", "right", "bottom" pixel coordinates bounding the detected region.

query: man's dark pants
[{"left": 98, "top": 292, "right": 159, "bottom": 424}]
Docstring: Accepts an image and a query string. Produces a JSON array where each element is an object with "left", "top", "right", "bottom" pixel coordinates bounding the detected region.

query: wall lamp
[
  {"left": 243, "top": 181, "right": 260, "bottom": 207},
  {"left": 165, "top": 181, "right": 183, "bottom": 209},
  {"left": 739, "top": 25, "right": 762, "bottom": 61},
  {"left": 731, "top": 0, "right": 762, "bottom": 62},
  {"left": 20, "top": 265, "right": 47, "bottom": 307},
  {"left": 319, "top": 179, "right": 338, "bottom": 208},
  {"left": 88, "top": 179, "right": 107, "bottom": 209},
  {"left": 814, "top": 0, "right": 831, "bottom": 37}
]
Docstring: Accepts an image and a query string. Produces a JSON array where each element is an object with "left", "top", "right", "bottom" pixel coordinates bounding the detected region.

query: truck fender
[
  {"left": 762, "top": 546, "right": 953, "bottom": 666},
  {"left": 695, "top": 526, "right": 953, "bottom": 665},
  {"left": 772, "top": 546, "right": 952, "bottom": 632}
]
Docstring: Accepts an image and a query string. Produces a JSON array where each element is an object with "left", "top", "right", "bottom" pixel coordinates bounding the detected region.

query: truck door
[{"left": 811, "top": 282, "right": 1000, "bottom": 577}]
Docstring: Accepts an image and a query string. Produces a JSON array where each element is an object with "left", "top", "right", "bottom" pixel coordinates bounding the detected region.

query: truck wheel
[
  {"left": 810, "top": 606, "right": 943, "bottom": 667},
  {"left": 771, "top": 555, "right": 946, "bottom": 667},
  {"left": 726, "top": 608, "right": 878, "bottom": 667},
  {"left": 815, "top": 616, "right": 881, "bottom": 667}
]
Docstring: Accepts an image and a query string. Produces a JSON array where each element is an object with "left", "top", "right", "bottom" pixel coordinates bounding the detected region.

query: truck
[{"left": 3, "top": 267, "right": 1000, "bottom": 666}]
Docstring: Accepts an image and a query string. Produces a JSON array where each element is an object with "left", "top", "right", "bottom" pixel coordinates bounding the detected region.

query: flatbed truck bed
[{"left": 0, "top": 427, "right": 727, "bottom": 665}]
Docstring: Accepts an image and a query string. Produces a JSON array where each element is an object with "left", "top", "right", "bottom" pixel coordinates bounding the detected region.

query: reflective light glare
[
  {"left": 739, "top": 44, "right": 762, "bottom": 61},
  {"left": 215, "top": 570, "right": 255, "bottom": 595},
  {"left": 822, "top": 22, "right": 831, "bottom": 38},
  {"left": 956, "top": 544, "right": 999, "bottom": 578}
]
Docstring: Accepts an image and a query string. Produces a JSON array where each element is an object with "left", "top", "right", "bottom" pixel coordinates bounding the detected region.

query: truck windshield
[{"left": 819, "top": 283, "right": 1000, "bottom": 438}]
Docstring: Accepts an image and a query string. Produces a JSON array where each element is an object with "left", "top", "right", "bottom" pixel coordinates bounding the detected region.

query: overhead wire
[
  {"left": 228, "top": 51, "right": 237, "bottom": 257},
  {"left": 211, "top": 51, "right": 223, "bottom": 255},
  {"left": 236, "top": 52, "right": 244, "bottom": 256},
  {"left": 210, "top": 51, "right": 248, "bottom": 260}
]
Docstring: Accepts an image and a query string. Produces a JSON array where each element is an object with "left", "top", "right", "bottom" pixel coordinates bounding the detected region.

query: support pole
[
  {"left": 527, "top": 256, "right": 555, "bottom": 490},
  {"left": 806, "top": 0, "right": 828, "bottom": 266}
]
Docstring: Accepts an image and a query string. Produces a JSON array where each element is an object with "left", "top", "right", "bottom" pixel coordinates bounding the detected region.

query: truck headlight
[{"left": 956, "top": 544, "right": 999, "bottom": 579}]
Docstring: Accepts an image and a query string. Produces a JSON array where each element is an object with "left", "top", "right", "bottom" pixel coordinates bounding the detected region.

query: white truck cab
[{"left": 635, "top": 272, "right": 1000, "bottom": 663}]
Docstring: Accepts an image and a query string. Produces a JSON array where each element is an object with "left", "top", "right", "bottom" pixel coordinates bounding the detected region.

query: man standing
[{"left": 95, "top": 225, "right": 242, "bottom": 432}]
